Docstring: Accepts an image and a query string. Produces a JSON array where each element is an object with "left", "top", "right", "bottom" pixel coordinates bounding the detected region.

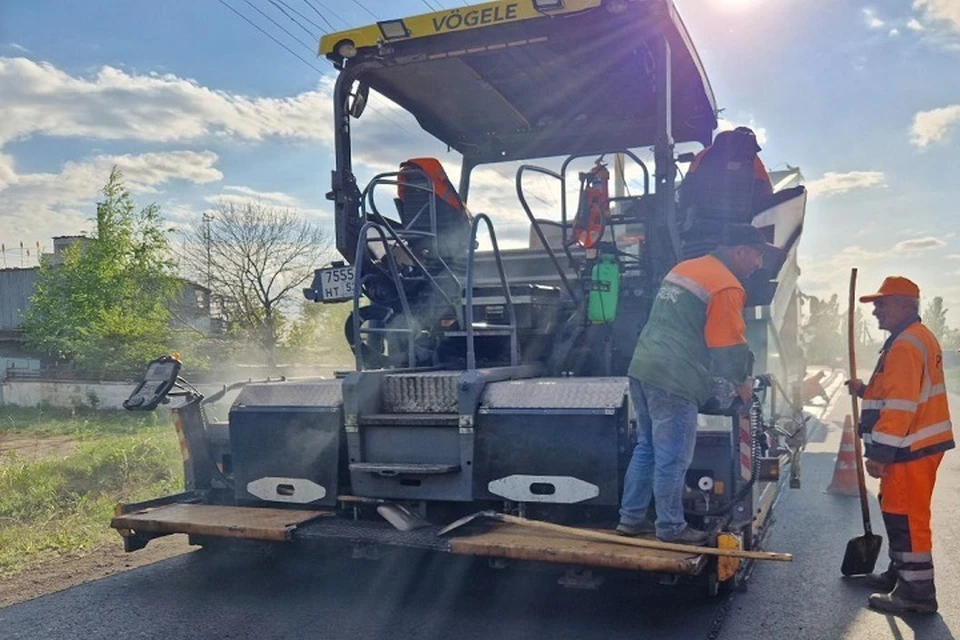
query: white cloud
[
  {"left": 805, "top": 171, "right": 887, "bottom": 198},
  {"left": 907, "top": 17, "right": 926, "bottom": 30},
  {"left": 0, "top": 57, "right": 334, "bottom": 147},
  {"left": 913, "top": 0, "right": 960, "bottom": 33},
  {"left": 891, "top": 236, "right": 947, "bottom": 253},
  {"left": 910, "top": 105, "right": 960, "bottom": 147},
  {"left": 0, "top": 152, "right": 15, "bottom": 190},
  {"left": 800, "top": 245, "right": 885, "bottom": 293},
  {"left": 889, "top": 28, "right": 901, "bottom": 37},
  {"left": 948, "top": 254, "right": 960, "bottom": 260},
  {"left": 863, "top": 7, "right": 886, "bottom": 29},
  {"left": 4, "top": 43, "right": 30, "bottom": 53},
  {"left": 0, "top": 150, "right": 223, "bottom": 242},
  {"left": 107, "top": 151, "right": 222, "bottom": 193},
  {"left": 209, "top": 185, "right": 301, "bottom": 208}
]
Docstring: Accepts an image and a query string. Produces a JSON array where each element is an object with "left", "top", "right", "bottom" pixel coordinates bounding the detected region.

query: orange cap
[{"left": 859, "top": 276, "right": 920, "bottom": 303}]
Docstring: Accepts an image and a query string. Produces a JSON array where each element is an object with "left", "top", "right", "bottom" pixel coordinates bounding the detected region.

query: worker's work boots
[
  {"left": 658, "top": 526, "right": 710, "bottom": 546},
  {"left": 615, "top": 519, "right": 656, "bottom": 536},
  {"left": 868, "top": 580, "right": 938, "bottom": 615},
  {"left": 863, "top": 569, "right": 897, "bottom": 592}
]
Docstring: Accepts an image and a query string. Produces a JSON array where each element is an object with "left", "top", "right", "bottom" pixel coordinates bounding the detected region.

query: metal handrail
[
  {"left": 356, "top": 201, "right": 461, "bottom": 320},
  {"left": 515, "top": 164, "right": 579, "bottom": 303},
  {"left": 361, "top": 168, "right": 463, "bottom": 290},
  {"left": 352, "top": 222, "right": 420, "bottom": 370},
  {"left": 465, "top": 214, "right": 519, "bottom": 370}
]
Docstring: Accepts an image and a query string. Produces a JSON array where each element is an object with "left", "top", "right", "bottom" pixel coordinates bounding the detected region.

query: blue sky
[{"left": 1, "top": 0, "right": 959, "bottom": 323}]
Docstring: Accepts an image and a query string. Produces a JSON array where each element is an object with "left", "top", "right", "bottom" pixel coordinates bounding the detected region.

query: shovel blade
[
  {"left": 437, "top": 510, "right": 496, "bottom": 537},
  {"left": 841, "top": 533, "right": 883, "bottom": 576},
  {"left": 376, "top": 504, "right": 430, "bottom": 532}
]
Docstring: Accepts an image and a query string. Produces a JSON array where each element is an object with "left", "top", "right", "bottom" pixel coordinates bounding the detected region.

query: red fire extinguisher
[{"left": 571, "top": 161, "right": 610, "bottom": 249}]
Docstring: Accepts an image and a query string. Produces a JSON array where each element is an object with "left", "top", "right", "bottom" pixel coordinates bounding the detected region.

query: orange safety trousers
[{"left": 879, "top": 452, "right": 943, "bottom": 598}]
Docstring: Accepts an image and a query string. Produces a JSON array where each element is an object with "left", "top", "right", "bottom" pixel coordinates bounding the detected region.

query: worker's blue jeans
[{"left": 619, "top": 378, "right": 699, "bottom": 539}]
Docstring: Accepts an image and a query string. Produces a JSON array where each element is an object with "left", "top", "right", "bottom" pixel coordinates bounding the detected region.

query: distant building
[
  {"left": 0, "top": 267, "right": 40, "bottom": 359},
  {"left": 172, "top": 279, "right": 228, "bottom": 335},
  {"left": 0, "top": 236, "right": 225, "bottom": 364},
  {"left": 49, "top": 235, "right": 92, "bottom": 266}
]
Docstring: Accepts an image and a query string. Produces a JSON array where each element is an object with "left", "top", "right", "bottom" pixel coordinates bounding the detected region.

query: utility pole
[{"left": 202, "top": 212, "right": 214, "bottom": 289}]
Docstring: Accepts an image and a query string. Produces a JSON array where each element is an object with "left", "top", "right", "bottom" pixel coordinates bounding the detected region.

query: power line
[
  {"left": 309, "top": 0, "right": 352, "bottom": 28},
  {"left": 216, "top": 0, "right": 323, "bottom": 73},
  {"left": 350, "top": 0, "right": 380, "bottom": 20},
  {"left": 267, "top": 0, "right": 320, "bottom": 39},
  {"left": 421, "top": 0, "right": 440, "bottom": 11},
  {"left": 238, "top": 0, "right": 316, "bottom": 55},
  {"left": 274, "top": 0, "right": 329, "bottom": 34},
  {"left": 299, "top": 0, "right": 338, "bottom": 31}
]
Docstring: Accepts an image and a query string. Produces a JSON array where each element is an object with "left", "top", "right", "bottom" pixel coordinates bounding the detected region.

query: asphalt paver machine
[{"left": 113, "top": 0, "right": 809, "bottom": 595}]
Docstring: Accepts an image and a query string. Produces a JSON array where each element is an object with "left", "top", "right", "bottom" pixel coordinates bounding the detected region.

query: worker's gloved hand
[
  {"left": 704, "top": 378, "right": 736, "bottom": 414},
  {"left": 845, "top": 378, "right": 865, "bottom": 397},
  {"left": 865, "top": 459, "right": 887, "bottom": 479}
]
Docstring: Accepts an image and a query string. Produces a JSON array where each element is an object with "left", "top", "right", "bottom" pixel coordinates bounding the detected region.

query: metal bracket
[{"left": 558, "top": 568, "right": 605, "bottom": 591}]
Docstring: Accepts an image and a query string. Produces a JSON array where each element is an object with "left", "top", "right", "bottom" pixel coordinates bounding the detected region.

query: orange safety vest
[
  {"left": 628, "top": 254, "right": 750, "bottom": 406},
  {"left": 860, "top": 319, "right": 955, "bottom": 463}
]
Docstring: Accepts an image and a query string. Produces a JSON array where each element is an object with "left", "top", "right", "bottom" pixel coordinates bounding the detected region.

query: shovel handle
[
  {"left": 847, "top": 268, "right": 873, "bottom": 536},
  {"left": 491, "top": 513, "right": 793, "bottom": 562}
]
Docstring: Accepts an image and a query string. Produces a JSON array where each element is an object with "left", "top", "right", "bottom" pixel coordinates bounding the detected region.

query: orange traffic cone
[{"left": 826, "top": 415, "right": 859, "bottom": 496}]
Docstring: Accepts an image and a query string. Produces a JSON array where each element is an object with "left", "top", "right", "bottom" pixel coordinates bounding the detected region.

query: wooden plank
[
  {"left": 111, "top": 504, "right": 332, "bottom": 542},
  {"left": 450, "top": 523, "right": 708, "bottom": 574}
]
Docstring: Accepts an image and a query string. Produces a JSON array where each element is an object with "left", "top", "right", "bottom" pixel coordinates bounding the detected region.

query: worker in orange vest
[
  {"left": 679, "top": 126, "right": 773, "bottom": 226},
  {"left": 617, "top": 225, "right": 778, "bottom": 545},
  {"left": 846, "top": 276, "right": 954, "bottom": 615}
]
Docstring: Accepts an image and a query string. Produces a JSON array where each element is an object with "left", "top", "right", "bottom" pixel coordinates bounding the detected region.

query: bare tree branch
[{"left": 180, "top": 201, "right": 330, "bottom": 367}]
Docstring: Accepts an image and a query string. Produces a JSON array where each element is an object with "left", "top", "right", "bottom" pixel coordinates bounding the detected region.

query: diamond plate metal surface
[
  {"left": 232, "top": 380, "right": 343, "bottom": 408},
  {"left": 480, "top": 377, "right": 629, "bottom": 410},
  {"left": 383, "top": 372, "right": 461, "bottom": 413}
]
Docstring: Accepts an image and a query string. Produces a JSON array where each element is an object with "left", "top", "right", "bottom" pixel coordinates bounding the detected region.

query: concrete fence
[
  {"left": 0, "top": 379, "right": 137, "bottom": 410},
  {"left": 0, "top": 363, "right": 343, "bottom": 409}
]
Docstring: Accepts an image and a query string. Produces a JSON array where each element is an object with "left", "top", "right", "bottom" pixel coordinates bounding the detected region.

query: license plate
[{"left": 318, "top": 266, "right": 355, "bottom": 301}]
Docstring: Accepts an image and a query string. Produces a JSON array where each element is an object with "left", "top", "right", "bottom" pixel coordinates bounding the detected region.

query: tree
[
  {"left": 22, "top": 169, "right": 181, "bottom": 376},
  {"left": 922, "top": 296, "right": 960, "bottom": 350},
  {"left": 923, "top": 297, "right": 950, "bottom": 343},
  {"left": 801, "top": 293, "right": 844, "bottom": 365},
  {"left": 182, "top": 201, "right": 328, "bottom": 368},
  {"left": 800, "top": 291, "right": 883, "bottom": 367},
  {"left": 284, "top": 299, "right": 354, "bottom": 366}
]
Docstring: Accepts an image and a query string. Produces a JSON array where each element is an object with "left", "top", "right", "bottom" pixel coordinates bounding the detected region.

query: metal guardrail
[{"left": 464, "top": 214, "right": 519, "bottom": 371}]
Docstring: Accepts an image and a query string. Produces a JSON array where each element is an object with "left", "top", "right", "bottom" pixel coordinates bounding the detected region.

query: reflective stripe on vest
[
  {"left": 861, "top": 323, "right": 954, "bottom": 463},
  {"left": 662, "top": 272, "right": 710, "bottom": 303},
  {"left": 866, "top": 420, "right": 952, "bottom": 449},
  {"left": 862, "top": 398, "right": 918, "bottom": 412}
]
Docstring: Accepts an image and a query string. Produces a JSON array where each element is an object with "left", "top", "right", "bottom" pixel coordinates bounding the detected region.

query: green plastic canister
[{"left": 588, "top": 253, "right": 619, "bottom": 323}]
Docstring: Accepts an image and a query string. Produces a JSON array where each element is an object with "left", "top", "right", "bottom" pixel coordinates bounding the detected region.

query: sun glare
[{"left": 714, "top": 0, "right": 761, "bottom": 11}]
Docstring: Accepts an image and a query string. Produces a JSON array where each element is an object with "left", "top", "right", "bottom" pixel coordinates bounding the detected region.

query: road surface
[{"left": 1, "top": 382, "right": 957, "bottom": 640}]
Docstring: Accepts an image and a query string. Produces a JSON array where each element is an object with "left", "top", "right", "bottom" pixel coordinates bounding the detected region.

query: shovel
[
  {"left": 439, "top": 511, "right": 793, "bottom": 562},
  {"left": 337, "top": 495, "right": 431, "bottom": 532},
  {"left": 840, "top": 267, "right": 883, "bottom": 576}
]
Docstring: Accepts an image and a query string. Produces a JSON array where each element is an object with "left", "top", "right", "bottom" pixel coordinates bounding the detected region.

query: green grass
[
  {"left": 0, "top": 405, "right": 163, "bottom": 438},
  {"left": 0, "top": 408, "right": 182, "bottom": 575}
]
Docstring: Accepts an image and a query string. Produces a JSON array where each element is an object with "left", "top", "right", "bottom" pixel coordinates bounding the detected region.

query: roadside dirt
[
  {"left": 0, "top": 433, "right": 194, "bottom": 608},
  {"left": 0, "top": 434, "right": 78, "bottom": 462},
  {"left": 0, "top": 535, "right": 194, "bottom": 608}
]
